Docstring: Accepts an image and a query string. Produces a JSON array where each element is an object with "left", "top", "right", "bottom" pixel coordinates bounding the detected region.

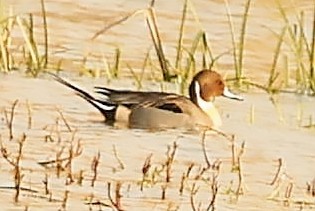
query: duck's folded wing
[
  {"left": 95, "top": 87, "right": 170, "bottom": 107},
  {"left": 137, "top": 95, "right": 194, "bottom": 114}
]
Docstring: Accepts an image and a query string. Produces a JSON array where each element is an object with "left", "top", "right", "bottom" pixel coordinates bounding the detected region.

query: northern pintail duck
[{"left": 51, "top": 70, "right": 243, "bottom": 130}]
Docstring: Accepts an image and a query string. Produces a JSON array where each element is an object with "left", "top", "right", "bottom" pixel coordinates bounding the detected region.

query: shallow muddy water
[
  {"left": 0, "top": 73, "right": 315, "bottom": 210},
  {"left": 1, "top": 0, "right": 315, "bottom": 210},
  {"left": 6, "top": 0, "right": 315, "bottom": 81}
]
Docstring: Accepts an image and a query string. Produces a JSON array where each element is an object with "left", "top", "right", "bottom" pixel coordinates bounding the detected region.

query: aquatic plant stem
[
  {"left": 40, "top": 0, "right": 48, "bottom": 68},
  {"left": 175, "top": 0, "right": 188, "bottom": 69},
  {"left": 310, "top": 2, "right": 315, "bottom": 89},
  {"left": 146, "top": 7, "right": 170, "bottom": 81}
]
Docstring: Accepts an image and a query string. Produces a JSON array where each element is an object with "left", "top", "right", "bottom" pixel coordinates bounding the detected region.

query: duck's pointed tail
[{"left": 49, "top": 73, "right": 117, "bottom": 124}]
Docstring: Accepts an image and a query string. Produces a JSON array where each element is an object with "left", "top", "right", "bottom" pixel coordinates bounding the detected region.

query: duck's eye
[{"left": 216, "top": 80, "right": 223, "bottom": 86}]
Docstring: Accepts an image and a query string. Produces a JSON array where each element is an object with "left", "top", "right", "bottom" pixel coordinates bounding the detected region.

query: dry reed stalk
[
  {"left": 230, "top": 135, "right": 236, "bottom": 168},
  {"left": 141, "top": 153, "right": 153, "bottom": 191},
  {"left": 207, "top": 174, "right": 219, "bottom": 211},
  {"left": 235, "top": 141, "right": 245, "bottom": 198},
  {"left": 189, "top": 183, "right": 199, "bottom": 211},
  {"left": 107, "top": 182, "right": 124, "bottom": 211},
  {"left": 161, "top": 184, "right": 167, "bottom": 200},
  {"left": 0, "top": 133, "right": 27, "bottom": 202},
  {"left": 179, "top": 163, "right": 195, "bottom": 196},
  {"left": 179, "top": 172, "right": 186, "bottom": 196},
  {"left": 77, "top": 170, "right": 84, "bottom": 186},
  {"left": 26, "top": 100, "right": 32, "bottom": 129},
  {"left": 91, "top": 9, "right": 145, "bottom": 40},
  {"left": 165, "top": 141, "right": 178, "bottom": 183},
  {"left": 201, "top": 130, "right": 211, "bottom": 168},
  {"left": 91, "top": 151, "right": 101, "bottom": 187},
  {"left": 56, "top": 146, "right": 65, "bottom": 178},
  {"left": 268, "top": 158, "right": 295, "bottom": 201},
  {"left": 0, "top": 7, "right": 15, "bottom": 73},
  {"left": 61, "top": 190, "right": 69, "bottom": 210},
  {"left": 66, "top": 132, "right": 82, "bottom": 184},
  {"left": 56, "top": 107, "right": 72, "bottom": 132},
  {"left": 38, "top": 139, "right": 82, "bottom": 169},
  {"left": 0, "top": 34, "right": 9, "bottom": 72},
  {"left": 270, "top": 158, "right": 283, "bottom": 185},
  {"left": 113, "top": 145, "right": 125, "bottom": 170},
  {"left": 43, "top": 173, "right": 50, "bottom": 195},
  {"left": 16, "top": 16, "right": 39, "bottom": 69},
  {"left": 4, "top": 99, "right": 18, "bottom": 140}
]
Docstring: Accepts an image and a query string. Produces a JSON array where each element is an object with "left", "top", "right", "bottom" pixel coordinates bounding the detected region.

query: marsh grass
[
  {"left": 90, "top": 0, "right": 221, "bottom": 89},
  {"left": 2, "top": 0, "right": 315, "bottom": 97},
  {"left": 270, "top": 0, "right": 315, "bottom": 95},
  {"left": 0, "top": 0, "right": 48, "bottom": 76},
  {"left": 98, "top": 47, "right": 121, "bottom": 79},
  {"left": 267, "top": 26, "right": 288, "bottom": 93},
  {"left": 0, "top": 2, "right": 14, "bottom": 73},
  {"left": 224, "top": 0, "right": 252, "bottom": 87}
]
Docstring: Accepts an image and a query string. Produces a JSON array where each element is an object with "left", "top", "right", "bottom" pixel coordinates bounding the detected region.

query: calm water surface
[
  {"left": 1, "top": 0, "right": 315, "bottom": 210},
  {"left": 6, "top": 0, "right": 315, "bottom": 81}
]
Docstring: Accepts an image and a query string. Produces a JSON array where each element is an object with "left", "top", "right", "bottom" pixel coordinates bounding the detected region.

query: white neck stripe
[{"left": 194, "top": 81, "right": 215, "bottom": 111}]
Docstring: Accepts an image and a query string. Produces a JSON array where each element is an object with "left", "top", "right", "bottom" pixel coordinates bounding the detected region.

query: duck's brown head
[{"left": 189, "top": 69, "right": 243, "bottom": 105}]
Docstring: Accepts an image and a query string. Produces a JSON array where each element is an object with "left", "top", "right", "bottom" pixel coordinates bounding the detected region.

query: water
[
  {"left": 7, "top": 0, "right": 315, "bottom": 81},
  {"left": 1, "top": 0, "right": 315, "bottom": 210}
]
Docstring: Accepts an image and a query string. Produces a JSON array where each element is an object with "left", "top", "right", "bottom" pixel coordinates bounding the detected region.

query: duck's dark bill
[{"left": 222, "top": 87, "right": 244, "bottom": 101}]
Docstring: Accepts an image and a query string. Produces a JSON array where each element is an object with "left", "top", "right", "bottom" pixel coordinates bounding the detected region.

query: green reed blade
[
  {"left": 146, "top": 7, "right": 170, "bottom": 81},
  {"left": 238, "top": 0, "right": 252, "bottom": 83},
  {"left": 201, "top": 32, "right": 214, "bottom": 69},
  {"left": 181, "top": 30, "right": 203, "bottom": 80},
  {"left": 224, "top": 0, "right": 239, "bottom": 80},
  {"left": 175, "top": 0, "right": 188, "bottom": 70},
  {"left": 127, "top": 64, "right": 142, "bottom": 90},
  {"left": 276, "top": 0, "right": 312, "bottom": 92},
  {"left": 310, "top": 2, "right": 315, "bottom": 91},
  {"left": 268, "top": 26, "right": 287, "bottom": 91},
  {"left": 113, "top": 47, "right": 121, "bottom": 78},
  {"left": 40, "top": 0, "right": 48, "bottom": 68}
]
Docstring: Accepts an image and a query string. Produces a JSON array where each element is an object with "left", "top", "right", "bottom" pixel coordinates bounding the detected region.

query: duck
[{"left": 51, "top": 69, "right": 243, "bottom": 130}]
